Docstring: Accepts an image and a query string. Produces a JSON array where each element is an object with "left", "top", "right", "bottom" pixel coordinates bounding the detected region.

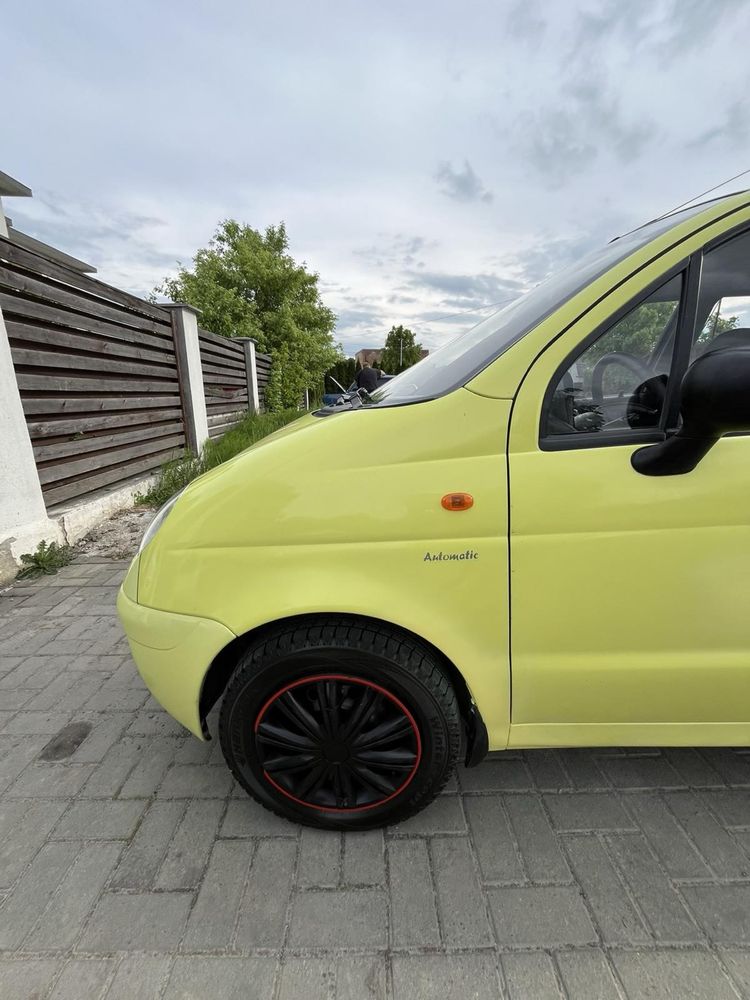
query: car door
[{"left": 507, "top": 227, "right": 750, "bottom": 748}]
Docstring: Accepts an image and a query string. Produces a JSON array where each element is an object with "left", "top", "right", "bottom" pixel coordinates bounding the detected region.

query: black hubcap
[{"left": 254, "top": 674, "right": 421, "bottom": 812}]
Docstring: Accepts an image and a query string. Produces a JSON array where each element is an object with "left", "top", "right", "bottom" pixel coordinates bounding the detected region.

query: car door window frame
[
  {"left": 668, "top": 221, "right": 750, "bottom": 438},
  {"left": 539, "top": 259, "right": 693, "bottom": 451}
]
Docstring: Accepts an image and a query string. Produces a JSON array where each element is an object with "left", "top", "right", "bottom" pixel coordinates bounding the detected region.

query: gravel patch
[{"left": 76, "top": 507, "right": 156, "bottom": 560}]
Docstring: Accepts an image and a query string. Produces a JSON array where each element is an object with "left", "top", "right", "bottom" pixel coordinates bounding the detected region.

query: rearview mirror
[{"left": 631, "top": 346, "right": 750, "bottom": 476}]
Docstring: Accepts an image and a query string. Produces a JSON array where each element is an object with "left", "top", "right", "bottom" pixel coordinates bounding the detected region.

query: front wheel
[{"left": 218, "top": 618, "right": 461, "bottom": 830}]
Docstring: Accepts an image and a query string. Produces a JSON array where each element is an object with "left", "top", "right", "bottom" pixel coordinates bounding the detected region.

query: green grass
[
  {"left": 17, "top": 540, "right": 74, "bottom": 579},
  {"left": 136, "top": 408, "right": 302, "bottom": 508}
]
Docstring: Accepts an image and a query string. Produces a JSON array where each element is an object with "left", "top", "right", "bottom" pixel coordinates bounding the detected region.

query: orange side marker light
[{"left": 441, "top": 493, "right": 474, "bottom": 511}]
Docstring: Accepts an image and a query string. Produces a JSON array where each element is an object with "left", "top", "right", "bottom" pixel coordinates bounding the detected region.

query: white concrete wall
[{"left": 0, "top": 196, "right": 8, "bottom": 238}]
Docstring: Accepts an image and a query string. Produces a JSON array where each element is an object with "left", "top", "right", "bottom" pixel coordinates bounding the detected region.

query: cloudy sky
[{"left": 3, "top": 0, "right": 750, "bottom": 355}]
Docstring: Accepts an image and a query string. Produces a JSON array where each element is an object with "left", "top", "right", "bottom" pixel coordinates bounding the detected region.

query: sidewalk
[{"left": 1, "top": 558, "right": 750, "bottom": 999}]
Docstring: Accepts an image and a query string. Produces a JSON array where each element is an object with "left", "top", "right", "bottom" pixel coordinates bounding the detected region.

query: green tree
[
  {"left": 695, "top": 310, "right": 739, "bottom": 348},
  {"left": 159, "top": 220, "right": 341, "bottom": 410},
  {"left": 379, "top": 325, "right": 423, "bottom": 375},
  {"left": 324, "top": 357, "right": 357, "bottom": 392}
]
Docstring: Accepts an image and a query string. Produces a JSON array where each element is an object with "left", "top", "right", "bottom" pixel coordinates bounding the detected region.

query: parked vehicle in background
[{"left": 119, "top": 190, "right": 750, "bottom": 829}]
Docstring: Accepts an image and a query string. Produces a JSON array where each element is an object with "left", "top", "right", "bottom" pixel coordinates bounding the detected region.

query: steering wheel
[{"left": 590, "top": 352, "right": 652, "bottom": 404}]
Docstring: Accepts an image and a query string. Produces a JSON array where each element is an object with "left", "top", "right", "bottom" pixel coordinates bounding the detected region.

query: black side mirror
[{"left": 632, "top": 346, "right": 750, "bottom": 476}]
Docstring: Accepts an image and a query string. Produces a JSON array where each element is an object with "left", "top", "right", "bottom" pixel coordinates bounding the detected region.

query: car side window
[
  {"left": 692, "top": 229, "right": 750, "bottom": 361},
  {"left": 542, "top": 274, "right": 683, "bottom": 439}
]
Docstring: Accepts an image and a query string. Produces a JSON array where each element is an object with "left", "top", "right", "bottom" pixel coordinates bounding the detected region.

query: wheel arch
[{"left": 199, "top": 612, "right": 488, "bottom": 767}]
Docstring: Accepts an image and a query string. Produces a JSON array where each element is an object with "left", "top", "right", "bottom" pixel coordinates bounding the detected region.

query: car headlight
[{"left": 138, "top": 489, "right": 184, "bottom": 554}]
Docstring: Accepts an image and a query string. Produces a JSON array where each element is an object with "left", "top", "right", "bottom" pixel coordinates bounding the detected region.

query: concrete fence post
[
  {"left": 165, "top": 303, "right": 209, "bottom": 454},
  {"left": 237, "top": 337, "right": 260, "bottom": 414},
  {"left": 0, "top": 300, "right": 63, "bottom": 578}
]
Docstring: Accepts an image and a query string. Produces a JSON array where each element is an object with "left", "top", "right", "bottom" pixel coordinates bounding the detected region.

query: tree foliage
[
  {"left": 379, "top": 325, "right": 423, "bottom": 374},
  {"left": 159, "top": 220, "right": 341, "bottom": 410},
  {"left": 324, "top": 357, "right": 357, "bottom": 392}
]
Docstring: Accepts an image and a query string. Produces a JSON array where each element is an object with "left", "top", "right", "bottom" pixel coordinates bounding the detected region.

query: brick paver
[{"left": 2, "top": 557, "right": 750, "bottom": 998}]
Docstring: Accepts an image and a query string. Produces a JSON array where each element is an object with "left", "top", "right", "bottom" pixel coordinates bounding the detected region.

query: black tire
[{"left": 218, "top": 616, "right": 461, "bottom": 830}]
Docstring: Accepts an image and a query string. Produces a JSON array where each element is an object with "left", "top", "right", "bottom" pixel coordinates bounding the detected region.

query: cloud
[
  {"left": 333, "top": 305, "right": 387, "bottom": 348},
  {"left": 9, "top": 190, "right": 174, "bottom": 294},
  {"left": 572, "top": 0, "right": 747, "bottom": 62},
  {"left": 434, "top": 161, "right": 493, "bottom": 204},
  {"left": 686, "top": 101, "right": 750, "bottom": 151},
  {"left": 506, "top": 0, "right": 546, "bottom": 40},
  {"left": 519, "top": 74, "right": 653, "bottom": 185},
  {"left": 353, "top": 234, "right": 435, "bottom": 271},
  {"left": 406, "top": 269, "right": 524, "bottom": 308},
  {"left": 5, "top": 0, "right": 750, "bottom": 358}
]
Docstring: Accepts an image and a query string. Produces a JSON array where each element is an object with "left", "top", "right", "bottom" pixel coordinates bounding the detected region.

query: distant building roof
[
  {"left": 0, "top": 170, "right": 32, "bottom": 198},
  {"left": 355, "top": 348, "right": 383, "bottom": 364}
]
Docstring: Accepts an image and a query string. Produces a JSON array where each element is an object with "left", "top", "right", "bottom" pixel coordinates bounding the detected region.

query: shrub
[{"left": 136, "top": 408, "right": 301, "bottom": 508}]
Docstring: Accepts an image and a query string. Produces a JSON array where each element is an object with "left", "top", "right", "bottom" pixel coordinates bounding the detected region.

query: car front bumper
[{"left": 117, "top": 573, "right": 236, "bottom": 739}]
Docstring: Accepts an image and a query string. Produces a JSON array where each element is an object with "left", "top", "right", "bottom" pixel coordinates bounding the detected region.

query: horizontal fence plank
[
  {"left": 206, "top": 401, "right": 247, "bottom": 413},
  {"left": 0, "top": 238, "right": 170, "bottom": 323},
  {"left": 206, "top": 415, "right": 246, "bottom": 425},
  {"left": 206, "top": 417, "right": 245, "bottom": 427},
  {"left": 207, "top": 407, "right": 246, "bottom": 422},
  {"left": 0, "top": 292, "right": 177, "bottom": 355},
  {"left": 33, "top": 422, "right": 185, "bottom": 461},
  {"left": 37, "top": 433, "right": 185, "bottom": 485},
  {"left": 206, "top": 402, "right": 246, "bottom": 414},
  {"left": 16, "top": 373, "right": 182, "bottom": 394},
  {"left": 200, "top": 357, "right": 246, "bottom": 377},
  {"left": 199, "top": 339, "right": 245, "bottom": 363},
  {"left": 199, "top": 337, "right": 245, "bottom": 361},
  {"left": 208, "top": 410, "right": 243, "bottom": 426},
  {"left": 10, "top": 346, "right": 181, "bottom": 382},
  {"left": 203, "top": 375, "right": 247, "bottom": 392},
  {"left": 203, "top": 381, "right": 246, "bottom": 395},
  {"left": 198, "top": 327, "right": 245, "bottom": 352},
  {"left": 43, "top": 448, "right": 184, "bottom": 507},
  {"left": 6, "top": 320, "right": 178, "bottom": 369},
  {"left": 26, "top": 407, "right": 184, "bottom": 438},
  {"left": 0, "top": 265, "right": 172, "bottom": 336},
  {"left": 201, "top": 360, "right": 246, "bottom": 377},
  {"left": 21, "top": 395, "right": 181, "bottom": 416}
]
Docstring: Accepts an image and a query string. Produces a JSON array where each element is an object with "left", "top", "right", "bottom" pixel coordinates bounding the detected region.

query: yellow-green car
[{"left": 118, "top": 191, "right": 750, "bottom": 829}]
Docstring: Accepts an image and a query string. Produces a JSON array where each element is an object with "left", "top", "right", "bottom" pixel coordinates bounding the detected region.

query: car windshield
[{"left": 364, "top": 201, "right": 721, "bottom": 407}]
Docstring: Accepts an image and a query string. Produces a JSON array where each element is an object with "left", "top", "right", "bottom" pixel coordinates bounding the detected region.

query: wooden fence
[
  {"left": 256, "top": 350, "right": 272, "bottom": 411},
  {"left": 198, "top": 329, "right": 248, "bottom": 439},
  {"left": 0, "top": 235, "right": 274, "bottom": 509}
]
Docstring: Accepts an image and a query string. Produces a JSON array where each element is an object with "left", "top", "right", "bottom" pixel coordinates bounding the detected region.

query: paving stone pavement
[{"left": 2, "top": 558, "right": 750, "bottom": 998}]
